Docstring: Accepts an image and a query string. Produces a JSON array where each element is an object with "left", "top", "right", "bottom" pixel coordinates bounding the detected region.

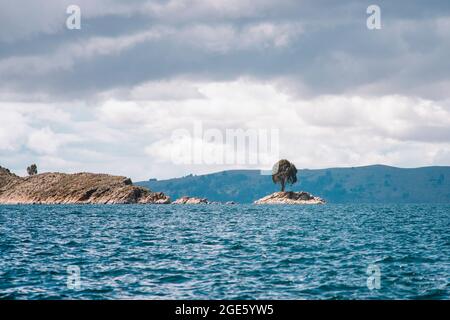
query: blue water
[{"left": 0, "top": 204, "right": 448, "bottom": 300}]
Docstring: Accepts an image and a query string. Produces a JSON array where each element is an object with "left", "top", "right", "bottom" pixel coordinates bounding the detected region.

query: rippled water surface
[{"left": 0, "top": 204, "right": 449, "bottom": 299}]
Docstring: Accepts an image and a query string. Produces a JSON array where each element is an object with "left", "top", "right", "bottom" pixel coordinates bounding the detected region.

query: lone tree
[
  {"left": 27, "top": 164, "right": 38, "bottom": 176},
  {"left": 272, "top": 159, "right": 298, "bottom": 192}
]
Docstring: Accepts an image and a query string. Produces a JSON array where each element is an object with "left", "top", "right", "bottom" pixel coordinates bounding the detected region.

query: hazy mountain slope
[{"left": 136, "top": 165, "right": 450, "bottom": 203}]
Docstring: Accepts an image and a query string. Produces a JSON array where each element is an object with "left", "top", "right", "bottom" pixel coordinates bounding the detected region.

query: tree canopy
[
  {"left": 272, "top": 159, "right": 298, "bottom": 192},
  {"left": 27, "top": 164, "right": 38, "bottom": 176}
]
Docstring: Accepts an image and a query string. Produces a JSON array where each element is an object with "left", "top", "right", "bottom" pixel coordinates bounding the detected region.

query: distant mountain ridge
[{"left": 136, "top": 165, "right": 450, "bottom": 203}]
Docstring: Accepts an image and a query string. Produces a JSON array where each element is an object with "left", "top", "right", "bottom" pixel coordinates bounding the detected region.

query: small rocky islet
[
  {"left": 0, "top": 162, "right": 325, "bottom": 205},
  {"left": 254, "top": 191, "right": 325, "bottom": 204},
  {"left": 172, "top": 196, "right": 236, "bottom": 204}
]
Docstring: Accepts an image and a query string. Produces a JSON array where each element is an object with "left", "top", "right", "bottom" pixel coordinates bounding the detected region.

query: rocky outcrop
[
  {"left": 254, "top": 191, "right": 325, "bottom": 204},
  {"left": 172, "top": 196, "right": 238, "bottom": 204},
  {"left": 0, "top": 166, "right": 170, "bottom": 204},
  {"left": 173, "top": 196, "right": 209, "bottom": 204}
]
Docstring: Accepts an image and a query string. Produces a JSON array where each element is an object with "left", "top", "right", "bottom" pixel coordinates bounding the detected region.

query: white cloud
[
  {"left": 131, "top": 81, "right": 203, "bottom": 101},
  {"left": 143, "top": 0, "right": 295, "bottom": 22},
  {"left": 0, "top": 109, "right": 29, "bottom": 151},
  {"left": 1, "top": 79, "right": 450, "bottom": 180},
  {"left": 1, "top": 1, "right": 449, "bottom": 182},
  {"left": 26, "top": 127, "right": 81, "bottom": 155},
  {"left": 99, "top": 79, "right": 450, "bottom": 177},
  {"left": 177, "top": 22, "right": 303, "bottom": 53}
]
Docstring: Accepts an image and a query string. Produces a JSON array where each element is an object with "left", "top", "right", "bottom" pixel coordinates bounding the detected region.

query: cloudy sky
[{"left": 1, "top": 0, "right": 450, "bottom": 181}]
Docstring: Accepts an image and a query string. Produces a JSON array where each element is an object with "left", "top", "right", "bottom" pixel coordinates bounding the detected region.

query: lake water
[{"left": 0, "top": 204, "right": 448, "bottom": 299}]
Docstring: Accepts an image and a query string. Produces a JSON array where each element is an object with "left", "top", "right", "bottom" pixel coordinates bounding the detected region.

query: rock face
[
  {"left": 254, "top": 191, "right": 325, "bottom": 204},
  {"left": 0, "top": 166, "right": 170, "bottom": 204},
  {"left": 173, "top": 196, "right": 209, "bottom": 204}
]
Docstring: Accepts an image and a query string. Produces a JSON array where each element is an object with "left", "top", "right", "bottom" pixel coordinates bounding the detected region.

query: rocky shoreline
[
  {"left": 0, "top": 166, "right": 170, "bottom": 204},
  {"left": 0, "top": 166, "right": 325, "bottom": 205}
]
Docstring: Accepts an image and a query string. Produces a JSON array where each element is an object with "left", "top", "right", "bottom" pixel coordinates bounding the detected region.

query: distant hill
[{"left": 136, "top": 165, "right": 450, "bottom": 203}]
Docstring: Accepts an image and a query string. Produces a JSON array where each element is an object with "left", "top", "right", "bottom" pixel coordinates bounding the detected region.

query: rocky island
[
  {"left": 254, "top": 191, "right": 325, "bottom": 204},
  {"left": 255, "top": 159, "right": 325, "bottom": 204},
  {"left": 0, "top": 166, "right": 170, "bottom": 204},
  {"left": 173, "top": 196, "right": 209, "bottom": 204},
  {"left": 172, "top": 196, "right": 235, "bottom": 204}
]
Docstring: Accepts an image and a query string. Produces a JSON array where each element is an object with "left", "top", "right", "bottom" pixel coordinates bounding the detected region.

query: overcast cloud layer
[{"left": 1, "top": 0, "right": 450, "bottom": 180}]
